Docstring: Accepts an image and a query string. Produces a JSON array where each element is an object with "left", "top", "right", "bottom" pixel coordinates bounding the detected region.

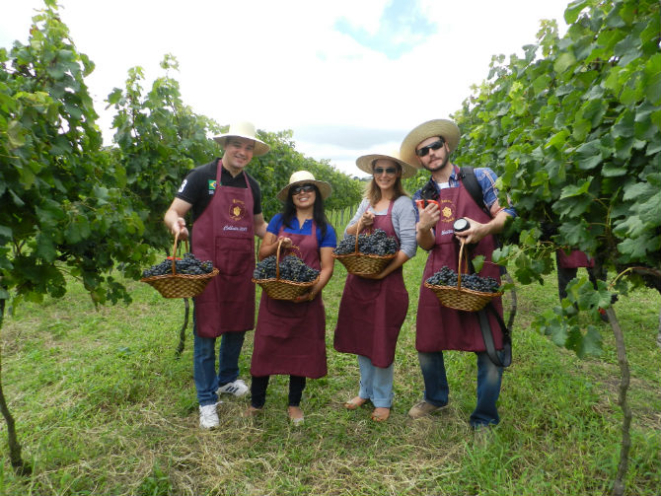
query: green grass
[{"left": 1, "top": 246, "right": 660, "bottom": 495}]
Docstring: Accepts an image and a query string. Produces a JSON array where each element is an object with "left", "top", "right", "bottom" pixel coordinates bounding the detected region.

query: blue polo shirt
[{"left": 267, "top": 214, "right": 337, "bottom": 248}]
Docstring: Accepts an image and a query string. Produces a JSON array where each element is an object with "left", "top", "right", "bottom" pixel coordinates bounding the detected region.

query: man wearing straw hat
[
  {"left": 400, "top": 119, "right": 516, "bottom": 432},
  {"left": 164, "top": 121, "right": 270, "bottom": 429}
]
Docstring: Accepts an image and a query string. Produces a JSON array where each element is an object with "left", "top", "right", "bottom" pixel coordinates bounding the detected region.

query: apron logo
[
  {"left": 208, "top": 180, "right": 217, "bottom": 194},
  {"left": 229, "top": 199, "right": 247, "bottom": 221},
  {"left": 439, "top": 199, "right": 456, "bottom": 224}
]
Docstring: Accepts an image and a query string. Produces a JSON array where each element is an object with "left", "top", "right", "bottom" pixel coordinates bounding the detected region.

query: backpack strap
[
  {"left": 459, "top": 166, "right": 489, "bottom": 216},
  {"left": 467, "top": 253, "right": 512, "bottom": 368},
  {"left": 461, "top": 167, "right": 514, "bottom": 365},
  {"left": 460, "top": 166, "right": 507, "bottom": 251},
  {"left": 477, "top": 304, "right": 512, "bottom": 368}
]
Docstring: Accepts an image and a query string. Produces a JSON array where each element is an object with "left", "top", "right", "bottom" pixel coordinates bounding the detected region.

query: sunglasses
[
  {"left": 415, "top": 138, "right": 445, "bottom": 157},
  {"left": 292, "top": 184, "right": 315, "bottom": 195},
  {"left": 373, "top": 167, "right": 398, "bottom": 176}
]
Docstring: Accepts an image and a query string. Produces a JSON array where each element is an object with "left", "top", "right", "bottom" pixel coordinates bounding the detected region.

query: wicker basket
[
  {"left": 333, "top": 220, "right": 396, "bottom": 276},
  {"left": 140, "top": 233, "right": 219, "bottom": 299},
  {"left": 252, "top": 240, "right": 319, "bottom": 301},
  {"left": 424, "top": 242, "right": 502, "bottom": 312}
]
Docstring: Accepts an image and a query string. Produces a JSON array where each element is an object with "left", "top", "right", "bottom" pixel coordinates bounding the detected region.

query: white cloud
[{"left": 1, "top": 0, "right": 570, "bottom": 176}]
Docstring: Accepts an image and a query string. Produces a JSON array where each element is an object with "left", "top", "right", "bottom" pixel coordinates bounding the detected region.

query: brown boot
[{"left": 408, "top": 401, "right": 442, "bottom": 419}]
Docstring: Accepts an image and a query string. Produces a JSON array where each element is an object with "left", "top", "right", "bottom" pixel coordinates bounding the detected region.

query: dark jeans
[
  {"left": 418, "top": 350, "right": 503, "bottom": 428},
  {"left": 250, "top": 375, "right": 307, "bottom": 408}
]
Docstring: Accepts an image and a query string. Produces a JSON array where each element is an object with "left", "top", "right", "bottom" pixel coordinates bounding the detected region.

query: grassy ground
[{"left": 1, "top": 243, "right": 660, "bottom": 495}]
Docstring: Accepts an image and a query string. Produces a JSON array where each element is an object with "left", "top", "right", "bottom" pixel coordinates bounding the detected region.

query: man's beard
[{"left": 424, "top": 154, "right": 450, "bottom": 173}]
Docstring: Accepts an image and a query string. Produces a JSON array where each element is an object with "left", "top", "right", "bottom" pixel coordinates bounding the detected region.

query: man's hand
[
  {"left": 455, "top": 211, "right": 510, "bottom": 244},
  {"left": 418, "top": 202, "right": 440, "bottom": 231},
  {"left": 453, "top": 217, "right": 485, "bottom": 244},
  {"left": 171, "top": 216, "right": 189, "bottom": 240},
  {"left": 164, "top": 199, "right": 193, "bottom": 241}
]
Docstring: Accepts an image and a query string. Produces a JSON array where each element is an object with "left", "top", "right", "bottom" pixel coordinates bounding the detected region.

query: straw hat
[
  {"left": 213, "top": 121, "right": 271, "bottom": 156},
  {"left": 399, "top": 119, "right": 461, "bottom": 168},
  {"left": 277, "top": 170, "right": 332, "bottom": 202},
  {"left": 355, "top": 150, "right": 417, "bottom": 179}
]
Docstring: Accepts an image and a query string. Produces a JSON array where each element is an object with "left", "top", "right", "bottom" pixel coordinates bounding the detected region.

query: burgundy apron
[
  {"left": 416, "top": 180, "right": 504, "bottom": 352},
  {"left": 250, "top": 220, "right": 327, "bottom": 379},
  {"left": 557, "top": 249, "right": 594, "bottom": 269},
  {"left": 334, "top": 201, "right": 409, "bottom": 368},
  {"left": 192, "top": 160, "right": 256, "bottom": 338}
]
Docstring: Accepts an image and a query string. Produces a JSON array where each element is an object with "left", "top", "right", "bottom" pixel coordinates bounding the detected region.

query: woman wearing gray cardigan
[{"left": 334, "top": 151, "right": 417, "bottom": 422}]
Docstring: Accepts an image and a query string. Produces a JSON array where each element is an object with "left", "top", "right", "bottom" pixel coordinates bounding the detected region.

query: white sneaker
[
  {"left": 217, "top": 379, "right": 249, "bottom": 397},
  {"left": 199, "top": 403, "right": 219, "bottom": 429}
]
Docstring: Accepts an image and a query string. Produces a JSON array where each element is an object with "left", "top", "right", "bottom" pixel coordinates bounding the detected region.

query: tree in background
[
  {"left": 302, "top": 157, "right": 363, "bottom": 214},
  {"left": 0, "top": 0, "right": 148, "bottom": 473},
  {"left": 453, "top": 0, "right": 659, "bottom": 493},
  {"left": 107, "top": 54, "right": 222, "bottom": 252},
  {"left": 107, "top": 61, "right": 363, "bottom": 241},
  {"left": 237, "top": 128, "right": 362, "bottom": 221},
  {"left": 0, "top": 2, "right": 362, "bottom": 473}
]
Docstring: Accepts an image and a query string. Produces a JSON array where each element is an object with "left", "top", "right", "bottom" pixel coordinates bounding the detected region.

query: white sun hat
[
  {"left": 277, "top": 170, "right": 332, "bottom": 202},
  {"left": 355, "top": 149, "right": 417, "bottom": 179},
  {"left": 213, "top": 121, "right": 270, "bottom": 156}
]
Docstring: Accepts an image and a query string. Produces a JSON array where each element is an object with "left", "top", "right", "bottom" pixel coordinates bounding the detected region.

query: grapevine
[
  {"left": 334, "top": 228, "right": 398, "bottom": 256},
  {"left": 253, "top": 255, "right": 319, "bottom": 283},
  {"left": 426, "top": 266, "right": 500, "bottom": 293},
  {"left": 142, "top": 252, "right": 214, "bottom": 277}
]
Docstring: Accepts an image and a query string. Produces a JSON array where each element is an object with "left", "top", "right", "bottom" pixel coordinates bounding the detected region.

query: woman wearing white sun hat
[
  {"left": 334, "top": 151, "right": 417, "bottom": 422},
  {"left": 247, "top": 171, "right": 336, "bottom": 425}
]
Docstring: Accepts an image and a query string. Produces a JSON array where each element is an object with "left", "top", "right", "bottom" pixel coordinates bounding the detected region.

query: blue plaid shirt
[{"left": 412, "top": 165, "right": 516, "bottom": 221}]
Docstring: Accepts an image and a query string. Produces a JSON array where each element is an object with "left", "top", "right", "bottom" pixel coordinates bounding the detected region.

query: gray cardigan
[{"left": 345, "top": 197, "right": 417, "bottom": 259}]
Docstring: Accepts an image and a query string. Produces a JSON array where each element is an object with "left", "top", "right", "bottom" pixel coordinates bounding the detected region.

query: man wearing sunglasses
[
  {"left": 399, "top": 118, "right": 516, "bottom": 434},
  {"left": 164, "top": 121, "right": 270, "bottom": 429}
]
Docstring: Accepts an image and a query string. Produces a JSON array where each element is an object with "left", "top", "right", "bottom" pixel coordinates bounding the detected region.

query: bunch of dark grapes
[
  {"left": 426, "top": 266, "right": 500, "bottom": 293},
  {"left": 253, "top": 255, "right": 319, "bottom": 283},
  {"left": 334, "top": 228, "right": 398, "bottom": 256},
  {"left": 142, "top": 252, "right": 214, "bottom": 277}
]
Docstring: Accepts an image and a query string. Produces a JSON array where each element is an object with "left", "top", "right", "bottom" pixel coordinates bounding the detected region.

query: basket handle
[
  {"left": 457, "top": 240, "right": 467, "bottom": 290},
  {"left": 353, "top": 217, "right": 375, "bottom": 253},
  {"left": 275, "top": 238, "right": 283, "bottom": 280},
  {"left": 171, "top": 232, "right": 190, "bottom": 275},
  {"left": 353, "top": 214, "right": 376, "bottom": 254},
  {"left": 275, "top": 238, "right": 302, "bottom": 280},
  {"left": 353, "top": 218, "right": 363, "bottom": 254}
]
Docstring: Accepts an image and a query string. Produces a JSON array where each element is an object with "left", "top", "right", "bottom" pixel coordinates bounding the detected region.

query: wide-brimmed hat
[
  {"left": 400, "top": 119, "right": 460, "bottom": 168},
  {"left": 213, "top": 121, "right": 270, "bottom": 156},
  {"left": 355, "top": 150, "right": 417, "bottom": 179},
  {"left": 277, "top": 170, "right": 332, "bottom": 202}
]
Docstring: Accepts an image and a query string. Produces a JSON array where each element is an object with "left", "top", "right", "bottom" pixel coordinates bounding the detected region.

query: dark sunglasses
[
  {"left": 373, "top": 167, "right": 397, "bottom": 175},
  {"left": 292, "top": 183, "right": 315, "bottom": 195},
  {"left": 415, "top": 138, "right": 445, "bottom": 157}
]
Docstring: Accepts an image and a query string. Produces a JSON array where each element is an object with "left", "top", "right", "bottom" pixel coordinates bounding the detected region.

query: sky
[{"left": 0, "top": 0, "right": 570, "bottom": 177}]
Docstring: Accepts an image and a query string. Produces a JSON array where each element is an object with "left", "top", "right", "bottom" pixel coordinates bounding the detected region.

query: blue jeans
[
  {"left": 357, "top": 355, "right": 394, "bottom": 408},
  {"left": 193, "top": 326, "right": 246, "bottom": 407},
  {"left": 418, "top": 350, "right": 503, "bottom": 427}
]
